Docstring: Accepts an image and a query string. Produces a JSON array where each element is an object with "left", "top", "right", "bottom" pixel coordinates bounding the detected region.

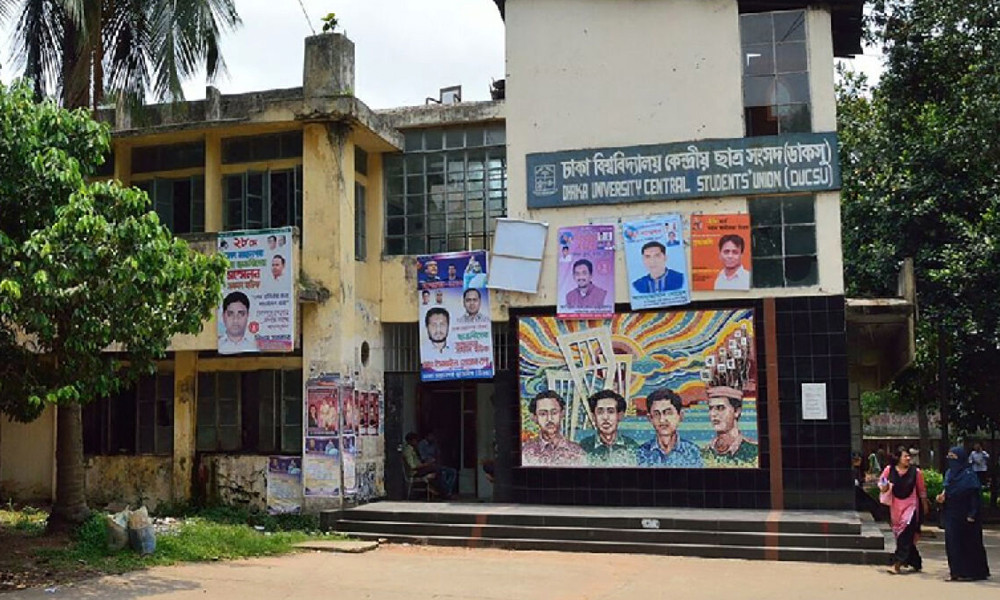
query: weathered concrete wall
[
  {"left": 84, "top": 456, "right": 173, "bottom": 511},
  {"left": 0, "top": 407, "right": 55, "bottom": 502},
  {"left": 199, "top": 455, "right": 268, "bottom": 513}
]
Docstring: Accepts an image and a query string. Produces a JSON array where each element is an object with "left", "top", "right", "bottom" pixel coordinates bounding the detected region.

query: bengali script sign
[{"left": 526, "top": 132, "right": 840, "bottom": 208}]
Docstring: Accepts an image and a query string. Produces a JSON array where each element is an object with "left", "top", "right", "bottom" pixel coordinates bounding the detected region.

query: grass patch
[
  {"left": 36, "top": 513, "right": 326, "bottom": 575},
  {"left": 0, "top": 502, "right": 47, "bottom": 535}
]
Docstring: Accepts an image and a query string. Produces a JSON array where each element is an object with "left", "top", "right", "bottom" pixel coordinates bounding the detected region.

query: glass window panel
[
  {"left": 740, "top": 13, "right": 773, "bottom": 44},
  {"left": 155, "top": 427, "right": 173, "bottom": 455},
  {"left": 405, "top": 195, "right": 425, "bottom": 216},
  {"left": 484, "top": 126, "right": 505, "bottom": 146},
  {"left": 409, "top": 216, "right": 426, "bottom": 234},
  {"left": 427, "top": 196, "right": 446, "bottom": 216},
  {"left": 192, "top": 177, "right": 205, "bottom": 233},
  {"left": 384, "top": 156, "right": 403, "bottom": 177},
  {"left": 424, "top": 130, "right": 443, "bottom": 151},
  {"left": 752, "top": 257, "right": 784, "bottom": 288},
  {"left": 428, "top": 236, "right": 447, "bottom": 253},
  {"left": 466, "top": 128, "right": 484, "bottom": 147},
  {"left": 468, "top": 235, "right": 486, "bottom": 250},
  {"left": 448, "top": 216, "right": 467, "bottom": 236},
  {"left": 784, "top": 255, "right": 818, "bottom": 286},
  {"left": 387, "top": 217, "right": 406, "bottom": 236},
  {"left": 487, "top": 197, "right": 506, "bottom": 214},
  {"left": 447, "top": 156, "right": 465, "bottom": 174},
  {"left": 426, "top": 173, "right": 445, "bottom": 192},
  {"left": 445, "top": 129, "right": 464, "bottom": 148},
  {"left": 782, "top": 196, "right": 815, "bottom": 223},
  {"left": 776, "top": 72, "right": 810, "bottom": 104},
  {"left": 387, "top": 176, "right": 404, "bottom": 197},
  {"left": 743, "top": 44, "right": 774, "bottom": 76},
  {"left": 745, "top": 106, "right": 779, "bottom": 137},
  {"left": 428, "top": 215, "right": 446, "bottom": 235},
  {"left": 218, "top": 372, "right": 239, "bottom": 400},
  {"left": 750, "top": 196, "right": 783, "bottom": 225},
  {"left": 406, "top": 236, "right": 427, "bottom": 254},
  {"left": 385, "top": 237, "right": 405, "bottom": 255},
  {"left": 467, "top": 198, "right": 485, "bottom": 213},
  {"left": 218, "top": 426, "right": 240, "bottom": 451},
  {"left": 777, "top": 104, "right": 811, "bottom": 133},
  {"left": 404, "top": 131, "right": 423, "bottom": 152},
  {"left": 246, "top": 195, "right": 263, "bottom": 228},
  {"left": 404, "top": 155, "right": 424, "bottom": 174},
  {"left": 283, "top": 397, "right": 301, "bottom": 424},
  {"left": 406, "top": 174, "right": 425, "bottom": 196},
  {"left": 138, "top": 427, "right": 154, "bottom": 454},
  {"left": 225, "top": 198, "right": 243, "bottom": 231},
  {"left": 773, "top": 10, "right": 806, "bottom": 42},
  {"left": 785, "top": 225, "right": 817, "bottom": 255},
  {"left": 743, "top": 75, "right": 775, "bottom": 108},
  {"left": 282, "top": 426, "right": 302, "bottom": 454},
  {"left": 354, "top": 146, "right": 368, "bottom": 176},
  {"left": 387, "top": 195, "right": 405, "bottom": 217},
  {"left": 226, "top": 175, "right": 243, "bottom": 199},
  {"left": 448, "top": 237, "right": 467, "bottom": 252},
  {"left": 751, "top": 226, "right": 783, "bottom": 257},
  {"left": 282, "top": 370, "right": 302, "bottom": 401},
  {"left": 270, "top": 170, "right": 291, "bottom": 227},
  {"left": 218, "top": 399, "right": 239, "bottom": 427},
  {"left": 775, "top": 42, "right": 807, "bottom": 73},
  {"left": 196, "top": 426, "right": 216, "bottom": 451},
  {"left": 427, "top": 156, "right": 445, "bottom": 174}
]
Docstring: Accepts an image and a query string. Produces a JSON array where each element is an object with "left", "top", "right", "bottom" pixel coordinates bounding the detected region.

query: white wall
[{"left": 504, "top": 0, "right": 845, "bottom": 299}]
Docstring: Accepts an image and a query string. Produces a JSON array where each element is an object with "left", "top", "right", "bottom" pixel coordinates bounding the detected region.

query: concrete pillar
[
  {"left": 303, "top": 33, "right": 355, "bottom": 100},
  {"left": 204, "top": 132, "right": 223, "bottom": 232},
  {"left": 114, "top": 139, "right": 132, "bottom": 186},
  {"left": 172, "top": 351, "right": 198, "bottom": 501}
]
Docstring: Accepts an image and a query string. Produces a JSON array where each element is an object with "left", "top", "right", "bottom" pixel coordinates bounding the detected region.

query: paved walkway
[{"left": 7, "top": 528, "right": 999, "bottom": 600}]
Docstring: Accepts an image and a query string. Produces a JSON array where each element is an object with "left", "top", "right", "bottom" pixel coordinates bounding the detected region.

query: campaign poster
[
  {"left": 306, "top": 382, "right": 340, "bottom": 436},
  {"left": 303, "top": 436, "right": 341, "bottom": 498},
  {"left": 690, "top": 214, "right": 752, "bottom": 291},
  {"left": 556, "top": 225, "right": 615, "bottom": 320},
  {"left": 417, "top": 251, "right": 494, "bottom": 381},
  {"left": 342, "top": 434, "right": 357, "bottom": 495},
  {"left": 518, "top": 309, "right": 758, "bottom": 469},
  {"left": 217, "top": 227, "right": 295, "bottom": 354},
  {"left": 622, "top": 216, "right": 689, "bottom": 310},
  {"left": 266, "top": 456, "right": 302, "bottom": 514}
]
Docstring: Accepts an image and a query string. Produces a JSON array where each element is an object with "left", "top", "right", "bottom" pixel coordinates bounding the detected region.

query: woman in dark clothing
[
  {"left": 879, "top": 446, "right": 929, "bottom": 573},
  {"left": 936, "top": 446, "right": 991, "bottom": 581}
]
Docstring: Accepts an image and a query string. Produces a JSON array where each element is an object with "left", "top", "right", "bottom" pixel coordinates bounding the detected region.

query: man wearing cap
[{"left": 703, "top": 385, "right": 758, "bottom": 466}]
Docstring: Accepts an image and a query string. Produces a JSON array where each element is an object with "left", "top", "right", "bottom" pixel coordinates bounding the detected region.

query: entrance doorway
[{"left": 418, "top": 382, "right": 478, "bottom": 497}]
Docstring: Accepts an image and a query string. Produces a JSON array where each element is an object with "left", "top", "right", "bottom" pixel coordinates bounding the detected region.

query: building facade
[{"left": 0, "top": 0, "right": 864, "bottom": 512}]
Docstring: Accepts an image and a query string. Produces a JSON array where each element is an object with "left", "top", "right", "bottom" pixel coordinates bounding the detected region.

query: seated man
[
  {"left": 403, "top": 432, "right": 451, "bottom": 499},
  {"left": 418, "top": 431, "right": 457, "bottom": 497}
]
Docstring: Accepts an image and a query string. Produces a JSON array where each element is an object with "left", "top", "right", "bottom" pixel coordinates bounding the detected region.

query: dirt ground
[{"left": 0, "top": 527, "right": 104, "bottom": 593}]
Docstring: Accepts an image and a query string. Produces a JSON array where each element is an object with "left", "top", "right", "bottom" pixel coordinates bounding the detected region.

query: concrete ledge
[{"left": 294, "top": 540, "right": 379, "bottom": 553}]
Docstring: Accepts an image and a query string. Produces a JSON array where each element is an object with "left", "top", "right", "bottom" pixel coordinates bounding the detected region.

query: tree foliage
[
  {"left": 838, "top": 0, "right": 1000, "bottom": 438},
  {"left": 0, "top": 81, "right": 226, "bottom": 520}
]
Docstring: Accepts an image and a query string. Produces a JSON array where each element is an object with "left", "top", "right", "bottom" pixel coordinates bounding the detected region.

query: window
[
  {"left": 197, "top": 370, "right": 302, "bottom": 454},
  {"left": 94, "top": 150, "right": 115, "bottom": 177},
  {"left": 222, "top": 132, "right": 303, "bottom": 164},
  {"left": 355, "top": 146, "right": 368, "bottom": 176},
  {"left": 132, "top": 142, "right": 205, "bottom": 173},
  {"left": 224, "top": 167, "right": 303, "bottom": 231},
  {"left": 741, "top": 9, "right": 810, "bottom": 137},
  {"left": 135, "top": 176, "right": 205, "bottom": 234},
  {"left": 355, "top": 182, "right": 367, "bottom": 261},
  {"left": 82, "top": 373, "right": 173, "bottom": 456},
  {"left": 749, "top": 195, "right": 817, "bottom": 287},
  {"left": 384, "top": 125, "right": 507, "bottom": 255}
]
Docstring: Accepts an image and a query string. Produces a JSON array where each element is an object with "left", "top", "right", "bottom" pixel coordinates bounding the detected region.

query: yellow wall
[{"left": 0, "top": 407, "right": 56, "bottom": 502}]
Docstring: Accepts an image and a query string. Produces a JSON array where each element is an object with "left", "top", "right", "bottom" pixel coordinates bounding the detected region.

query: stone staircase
[{"left": 322, "top": 502, "right": 891, "bottom": 564}]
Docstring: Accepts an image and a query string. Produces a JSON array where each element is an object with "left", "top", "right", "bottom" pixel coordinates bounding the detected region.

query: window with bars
[
  {"left": 197, "top": 369, "right": 303, "bottom": 454},
  {"left": 749, "top": 195, "right": 817, "bottom": 287},
  {"left": 222, "top": 131, "right": 303, "bottom": 164},
  {"left": 384, "top": 125, "right": 507, "bottom": 256},
  {"left": 135, "top": 176, "right": 205, "bottom": 235},
  {"left": 82, "top": 373, "right": 174, "bottom": 456},
  {"left": 132, "top": 142, "right": 205, "bottom": 174},
  {"left": 355, "top": 182, "right": 367, "bottom": 261},
  {"left": 741, "top": 9, "right": 811, "bottom": 137},
  {"left": 224, "top": 167, "right": 303, "bottom": 231},
  {"left": 383, "top": 322, "right": 512, "bottom": 373}
]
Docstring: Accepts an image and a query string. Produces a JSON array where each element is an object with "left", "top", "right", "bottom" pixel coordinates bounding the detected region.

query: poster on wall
[
  {"left": 690, "top": 214, "right": 752, "bottom": 291},
  {"left": 556, "top": 225, "right": 615, "bottom": 320},
  {"left": 266, "top": 456, "right": 302, "bottom": 514},
  {"left": 622, "top": 216, "right": 690, "bottom": 310},
  {"left": 518, "top": 309, "right": 758, "bottom": 469},
  {"left": 303, "top": 376, "right": 342, "bottom": 497},
  {"left": 217, "top": 227, "right": 295, "bottom": 354},
  {"left": 306, "top": 382, "right": 340, "bottom": 436},
  {"left": 342, "top": 434, "right": 357, "bottom": 495},
  {"left": 417, "top": 250, "right": 494, "bottom": 381}
]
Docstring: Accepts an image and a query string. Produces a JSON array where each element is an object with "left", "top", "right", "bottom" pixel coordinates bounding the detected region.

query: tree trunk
[
  {"left": 916, "top": 396, "right": 930, "bottom": 468},
  {"left": 49, "top": 403, "right": 91, "bottom": 528}
]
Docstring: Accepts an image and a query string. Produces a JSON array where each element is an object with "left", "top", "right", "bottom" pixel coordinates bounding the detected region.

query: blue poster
[{"left": 622, "top": 215, "right": 690, "bottom": 310}]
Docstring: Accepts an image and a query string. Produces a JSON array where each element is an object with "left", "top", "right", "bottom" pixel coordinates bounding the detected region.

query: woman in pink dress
[{"left": 879, "top": 447, "right": 930, "bottom": 574}]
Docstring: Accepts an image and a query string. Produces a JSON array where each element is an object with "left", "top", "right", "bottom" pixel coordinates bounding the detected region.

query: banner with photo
[
  {"left": 518, "top": 309, "right": 758, "bottom": 469},
  {"left": 217, "top": 227, "right": 295, "bottom": 354},
  {"left": 556, "top": 225, "right": 615, "bottom": 320},
  {"left": 417, "top": 250, "right": 494, "bottom": 381},
  {"left": 690, "top": 214, "right": 752, "bottom": 291},
  {"left": 266, "top": 456, "right": 302, "bottom": 514},
  {"left": 622, "top": 216, "right": 690, "bottom": 310},
  {"left": 303, "top": 376, "right": 341, "bottom": 498}
]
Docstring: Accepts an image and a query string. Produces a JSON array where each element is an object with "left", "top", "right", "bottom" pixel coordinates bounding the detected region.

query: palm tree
[
  {"left": 2, "top": 0, "right": 241, "bottom": 109},
  {"left": 0, "top": 0, "right": 240, "bottom": 526}
]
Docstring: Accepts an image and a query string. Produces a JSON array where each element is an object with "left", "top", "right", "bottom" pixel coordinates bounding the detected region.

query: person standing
[
  {"left": 879, "top": 447, "right": 930, "bottom": 574},
  {"left": 937, "top": 446, "right": 991, "bottom": 582},
  {"left": 969, "top": 442, "right": 991, "bottom": 489}
]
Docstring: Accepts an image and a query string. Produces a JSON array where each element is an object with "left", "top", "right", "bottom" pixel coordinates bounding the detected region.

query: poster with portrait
[
  {"left": 622, "top": 216, "right": 690, "bottom": 310},
  {"left": 341, "top": 434, "right": 357, "bottom": 495},
  {"left": 518, "top": 309, "right": 758, "bottom": 469},
  {"left": 690, "top": 214, "right": 752, "bottom": 291},
  {"left": 306, "top": 381, "right": 340, "bottom": 436},
  {"left": 217, "top": 227, "right": 295, "bottom": 354},
  {"left": 416, "top": 250, "right": 494, "bottom": 381},
  {"left": 303, "top": 375, "right": 341, "bottom": 497},
  {"left": 266, "top": 456, "right": 302, "bottom": 514},
  {"left": 556, "top": 225, "right": 615, "bottom": 320}
]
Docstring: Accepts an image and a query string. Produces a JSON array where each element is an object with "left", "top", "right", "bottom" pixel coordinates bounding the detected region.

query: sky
[{"left": 1, "top": 0, "right": 882, "bottom": 109}]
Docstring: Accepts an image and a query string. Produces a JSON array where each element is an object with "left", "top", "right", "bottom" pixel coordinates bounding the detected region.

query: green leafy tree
[
  {"left": 0, "top": 0, "right": 241, "bottom": 108},
  {"left": 838, "top": 0, "right": 1000, "bottom": 468},
  {"left": 0, "top": 81, "right": 226, "bottom": 525}
]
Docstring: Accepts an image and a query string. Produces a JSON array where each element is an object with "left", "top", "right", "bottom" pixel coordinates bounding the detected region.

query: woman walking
[
  {"left": 937, "top": 446, "right": 991, "bottom": 581},
  {"left": 879, "top": 447, "right": 930, "bottom": 574}
]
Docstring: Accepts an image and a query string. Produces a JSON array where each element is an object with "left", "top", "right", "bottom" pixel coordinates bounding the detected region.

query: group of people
[
  {"left": 878, "top": 445, "right": 990, "bottom": 581},
  {"left": 402, "top": 430, "right": 457, "bottom": 499},
  {"left": 522, "top": 385, "right": 757, "bottom": 468}
]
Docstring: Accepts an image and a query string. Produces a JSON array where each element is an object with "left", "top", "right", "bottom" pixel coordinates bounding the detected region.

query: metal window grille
[
  {"left": 740, "top": 9, "right": 811, "bottom": 136},
  {"left": 749, "top": 194, "right": 818, "bottom": 288}
]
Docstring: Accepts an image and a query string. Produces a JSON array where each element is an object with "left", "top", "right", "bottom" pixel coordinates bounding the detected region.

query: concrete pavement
[{"left": 7, "top": 528, "right": 999, "bottom": 600}]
